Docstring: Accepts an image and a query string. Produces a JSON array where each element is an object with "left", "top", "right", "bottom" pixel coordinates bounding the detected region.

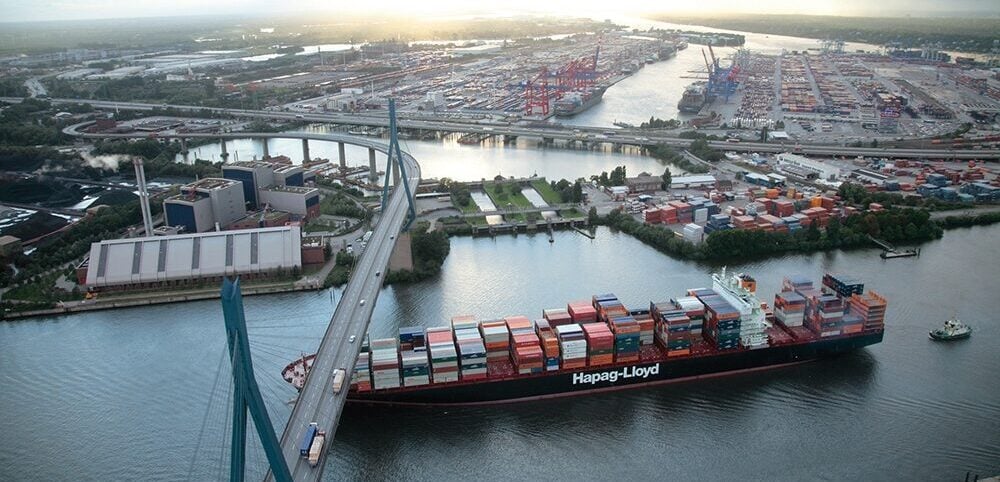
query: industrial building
[
  {"left": 83, "top": 226, "right": 302, "bottom": 290},
  {"left": 670, "top": 175, "right": 717, "bottom": 189},
  {"left": 259, "top": 185, "right": 321, "bottom": 219},
  {"left": 222, "top": 161, "right": 306, "bottom": 210},
  {"left": 776, "top": 153, "right": 841, "bottom": 181},
  {"left": 163, "top": 178, "right": 247, "bottom": 233},
  {"left": 625, "top": 174, "right": 662, "bottom": 193}
]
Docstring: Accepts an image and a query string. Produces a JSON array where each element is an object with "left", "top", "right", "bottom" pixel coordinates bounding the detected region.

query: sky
[{"left": 0, "top": 0, "right": 996, "bottom": 22}]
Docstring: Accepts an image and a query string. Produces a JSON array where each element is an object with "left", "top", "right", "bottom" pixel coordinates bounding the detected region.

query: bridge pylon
[
  {"left": 220, "top": 277, "right": 292, "bottom": 482},
  {"left": 380, "top": 98, "right": 417, "bottom": 231}
]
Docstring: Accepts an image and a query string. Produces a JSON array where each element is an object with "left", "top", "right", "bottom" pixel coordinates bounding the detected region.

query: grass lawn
[
  {"left": 484, "top": 181, "right": 533, "bottom": 209},
  {"left": 453, "top": 194, "right": 481, "bottom": 214},
  {"left": 530, "top": 179, "right": 564, "bottom": 205},
  {"left": 560, "top": 207, "right": 585, "bottom": 218}
]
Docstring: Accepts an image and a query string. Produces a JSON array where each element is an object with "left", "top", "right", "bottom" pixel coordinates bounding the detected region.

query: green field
[
  {"left": 530, "top": 179, "right": 564, "bottom": 205},
  {"left": 484, "top": 181, "right": 534, "bottom": 210}
]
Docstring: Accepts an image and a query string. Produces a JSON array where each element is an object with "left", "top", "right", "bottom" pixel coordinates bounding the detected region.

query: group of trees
[
  {"left": 647, "top": 144, "right": 710, "bottom": 174},
  {"left": 386, "top": 223, "right": 451, "bottom": 284},
  {"left": 640, "top": 117, "right": 681, "bottom": 129},
  {"left": 550, "top": 179, "right": 583, "bottom": 203},
  {"left": 319, "top": 187, "right": 370, "bottom": 220},
  {"left": 688, "top": 138, "right": 724, "bottom": 162},
  {"left": 600, "top": 206, "right": 944, "bottom": 262},
  {"left": 593, "top": 166, "right": 628, "bottom": 187},
  {"left": 6, "top": 201, "right": 158, "bottom": 292},
  {"left": 838, "top": 182, "right": 969, "bottom": 211},
  {"left": 0, "top": 99, "right": 67, "bottom": 147}
]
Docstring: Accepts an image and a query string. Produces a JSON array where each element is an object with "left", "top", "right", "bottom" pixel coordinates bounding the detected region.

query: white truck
[
  {"left": 308, "top": 430, "right": 326, "bottom": 467},
  {"left": 332, "top": 368, "right": 346, "bottom": 393}
]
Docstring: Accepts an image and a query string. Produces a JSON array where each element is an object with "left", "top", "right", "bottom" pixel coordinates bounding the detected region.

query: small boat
[{"left": 929, "top": 317, "right": 972, "bottom": 341}]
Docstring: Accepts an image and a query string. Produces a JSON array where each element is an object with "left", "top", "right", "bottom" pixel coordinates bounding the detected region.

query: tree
[
  {"left": 571, "top": 181, "right": 583, "bottom": 203},
  {"left": 588, "top": 206, "right": 599, "bottom": 225},
  {"left": 660, "top": 168, "right": 672, "bottom": 190}
]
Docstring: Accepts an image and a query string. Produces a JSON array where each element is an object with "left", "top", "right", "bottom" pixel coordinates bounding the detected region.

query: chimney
[{"left": 133, "top": 158, "right": 154, "bottom": 237}]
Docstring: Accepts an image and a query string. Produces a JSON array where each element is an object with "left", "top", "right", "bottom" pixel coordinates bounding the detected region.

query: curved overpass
[
  {"left": 66, "top": 124, "right": 420, "bottom": 481},
  {"left": 34, "top": 97, "right": 1000, "bottom": 160}
]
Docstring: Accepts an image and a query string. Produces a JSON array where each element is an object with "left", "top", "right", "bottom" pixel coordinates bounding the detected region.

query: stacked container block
[
  {"left": 351, "top": 352, "right": 372, "bottom": 392},
  {"left": 822, "top": 273, "right": 865, "bottom": 299},
  {"left": 609, "top": 315, "right": 641, "bottom": 362},
  {"left": 452, "top": 316, "right": 487, "bottom": 380},
  {"left": 567, "top": 301, "right": 598, "bottom": 324},
  {"left": 556, "top": 324, "right": 587, "bottom": 369},
  {"left": 534, "top": 319, "right": 561, "bottom": 371},
  {"left": 848, "top": 291, "right": 887, "bottom": 330},
  {"left": 427, "top": 327, "right": 459, "bottom": 383},
  {"left": 635, "top": 313, "right": 655, "bottom": 345},
  {"left": 480, "top": 320, "right": 511, "bottom": 362},
  {"left": 802, "top": 290, "right": 845, "bottom": 337},
  {"left": 582, "top": 322, "right": 614, "bottom": 366},
  {"left": 774, "top": 291, "right": 806, "bottom": 327},
  {"left": 672, "top": 296, "right": 705, "bottom": 335},
  {"left": 542, "top": 308, "right": 573, "bottom": 327},
  {"left": 699, "top": 293, "right": 742, "bottom": 350},
  {"left": 400, "top": 348, "right": 430, "bottom": 387},
  {"left": 652, "top": 301, "right": 692, "bottom": 356},
  {"left": 370, "top": 338, "right": 401, "bottom": 390}
]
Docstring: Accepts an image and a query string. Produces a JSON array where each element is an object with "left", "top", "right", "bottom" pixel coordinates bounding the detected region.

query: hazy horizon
[{"left": 0, "top": 0, "right": 997, "bottom": 23}]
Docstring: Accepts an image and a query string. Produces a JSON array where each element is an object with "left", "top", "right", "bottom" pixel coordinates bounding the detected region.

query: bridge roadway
[
  {"left": 16, "top": 96, "right": 1000, "bottom": 160},
  {"left": 65, "top": 126, "right": 420, "bottom": 481}
]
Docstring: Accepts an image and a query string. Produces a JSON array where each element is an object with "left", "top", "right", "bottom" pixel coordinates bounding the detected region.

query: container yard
[
  {"left": 285, "top": 31, "right": 680, "bottom": 120},
  {"left": 694, "top": 49, "right": 998, "bottom": 145},
  {"left": 282, "top": 271, "right": 888, "bottom": 405}
]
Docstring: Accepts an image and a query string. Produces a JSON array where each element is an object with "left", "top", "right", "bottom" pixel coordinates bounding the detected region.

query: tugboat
[{"left": 929, "top": 317, "right": 972, "bottom": 341}]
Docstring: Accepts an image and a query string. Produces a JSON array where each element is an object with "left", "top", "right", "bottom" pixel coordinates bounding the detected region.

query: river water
[{"left": 1, "top": 224, "right": 998, "bottom": 481}]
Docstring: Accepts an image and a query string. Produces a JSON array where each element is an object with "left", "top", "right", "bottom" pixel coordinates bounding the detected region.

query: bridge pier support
[
  {"left": 261, "top": 138, "right": 270, "bottom": 159},
  {"left": 302, "top": 138, "right": 310, "bottom": 163},
  {"left": 338, "top": 142, "right": 347, "bottom": 169},
  {"left": 220, "top": 139, "right": 228, "bottom": 160},
  {"left": 368, "top": 148, "right": 377, "bottom": 181},
  {"left": 388, "top": 231, "right": 414, "bottom": 272},
  {"left": 180, "top": 137, "right": 188, "bottom": 155},
  {"left": 504, "top": 134, "right": 517, "bottom": 144}
]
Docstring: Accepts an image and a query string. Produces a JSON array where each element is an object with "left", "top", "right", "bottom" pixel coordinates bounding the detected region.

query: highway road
[
  {"left": 65, "top": 126, "right": 420, "bottom": 481},
  {"left": 11, "top": 96, "right": 1000, "bottom": 160}
]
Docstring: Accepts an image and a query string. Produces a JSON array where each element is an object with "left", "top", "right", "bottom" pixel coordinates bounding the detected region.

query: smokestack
[{"left": 133, "top": 158, "right": 155, "bottom": 237}]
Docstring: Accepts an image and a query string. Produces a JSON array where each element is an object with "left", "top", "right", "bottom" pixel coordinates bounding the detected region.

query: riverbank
[
  {"left": 1, "top": 279, "right": 323, "bottom": 321},
  {"left": 598, "top": 206, "right": 1000, "bottom": 263}
]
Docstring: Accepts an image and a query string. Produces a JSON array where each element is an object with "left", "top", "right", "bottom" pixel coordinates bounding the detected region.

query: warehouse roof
[{"left": 85, "top": 225, "right": 301, "bottom": 287}]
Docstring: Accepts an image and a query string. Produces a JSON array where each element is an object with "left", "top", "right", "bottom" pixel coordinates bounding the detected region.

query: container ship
[
  {"left": 554, "top": 86, "right": 608, "bottom": 117},
  {"left": 282, "top": 271, "right": 887, "bottom": 406},
  {"left": 677, "top": 82, "right": 708, "bottom": 114}
]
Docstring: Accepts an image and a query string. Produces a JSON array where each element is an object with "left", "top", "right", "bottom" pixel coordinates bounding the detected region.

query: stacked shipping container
[
  {"left": 427, "top": 327, "right": 459, "bottom": 383},
  {"left": 371, "top": 338, "right": 401, "bottom": 390},
  {"left": 556, "top": 324, "right": 587, "bottom": 369},
  {"left": 582, "top": 323, "right": 614, "bottom": 366},
  {"left": 534, "top": 319, "right": 561, "bottom": 371},
  {"left": 452, "top": 316, "right": 487, "bottom": 380}
]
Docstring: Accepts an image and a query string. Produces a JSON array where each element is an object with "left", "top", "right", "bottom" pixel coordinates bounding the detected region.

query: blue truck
[{"left": 299, "top": 422, "right": 318, "bottom": 457}]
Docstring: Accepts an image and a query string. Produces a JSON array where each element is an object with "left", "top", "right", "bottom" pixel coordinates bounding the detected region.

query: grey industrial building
[
  {"left": 163, "top": 178, "right": 247, "bottom": 233},
  {"left": 222, "top": 161, "right": 305, "bottom": 210},
  {"left": 83, "top": 225, "right": 302, "bottom": 290}
]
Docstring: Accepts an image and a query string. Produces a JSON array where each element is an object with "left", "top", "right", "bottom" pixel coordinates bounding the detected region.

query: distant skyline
[{"left": 0, "top": 0, "right": 997, "bottom": 23}]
